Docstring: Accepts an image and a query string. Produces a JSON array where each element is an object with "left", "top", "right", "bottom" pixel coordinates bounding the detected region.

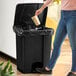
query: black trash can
[{"left": 13, "top": 3, "right": 54, "bottom": 73}]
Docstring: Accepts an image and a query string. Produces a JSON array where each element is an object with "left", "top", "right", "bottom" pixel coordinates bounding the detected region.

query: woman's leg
[
  {"left": 47, "top": 17, "right": 67, "bottom": 70},
  {"left": 67, "top": 16, "right": 76, "bottom": 72}
]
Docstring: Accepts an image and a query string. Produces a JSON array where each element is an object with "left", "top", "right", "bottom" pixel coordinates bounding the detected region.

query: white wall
[{"left": 0, "top": 0, "right": 43, "bottom": 59}]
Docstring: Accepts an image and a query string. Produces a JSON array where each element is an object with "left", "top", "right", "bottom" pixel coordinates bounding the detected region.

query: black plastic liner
[{"left": 13, "top": 26, "right": 54, "bottom": 36}]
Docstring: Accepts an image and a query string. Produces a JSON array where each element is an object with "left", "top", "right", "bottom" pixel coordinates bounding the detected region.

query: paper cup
[{"left": 31, "top": 15, "right": 41, "bottom": 26}]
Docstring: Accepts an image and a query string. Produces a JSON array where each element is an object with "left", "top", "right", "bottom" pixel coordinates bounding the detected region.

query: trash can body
[
  {"left": 13, "top": 3, "right": 54, "bottom": 73},
  {"left": 16, "top": 28, "right": 53, "bottom": 73}
]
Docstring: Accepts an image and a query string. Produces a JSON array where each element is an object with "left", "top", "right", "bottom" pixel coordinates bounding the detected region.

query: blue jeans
[{"left": 47, "top": 10, "right": 76, "bottom": 72}]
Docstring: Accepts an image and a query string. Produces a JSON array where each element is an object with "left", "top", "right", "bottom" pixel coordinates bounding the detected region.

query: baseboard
[{"left": 0, "top": 51, "right": 16, "bottom": 65}]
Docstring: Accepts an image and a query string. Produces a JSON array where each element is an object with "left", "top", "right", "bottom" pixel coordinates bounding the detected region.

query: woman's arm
[
  {"left": 41, "top": 0, "right": 53, "bottom": 10},
  {"left": 35, "top": 0, "right": 54, "bottom": 15}
]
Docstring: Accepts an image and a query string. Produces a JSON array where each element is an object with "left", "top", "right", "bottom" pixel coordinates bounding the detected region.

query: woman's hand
[{"left": 35, "top": 8, "right": 44, "bottom": 16}]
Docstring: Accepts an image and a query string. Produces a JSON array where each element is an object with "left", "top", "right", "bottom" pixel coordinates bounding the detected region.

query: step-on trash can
[{"left": 13, "top": 3, "right": 54, "bottom": 73}]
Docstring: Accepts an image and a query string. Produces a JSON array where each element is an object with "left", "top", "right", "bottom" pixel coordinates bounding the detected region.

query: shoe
[
  {"left": 35, "top": 67, "right": 52, "bottom": 74},
  {"left": 67, "top": 72, "right": 76, "bottom": 76}
]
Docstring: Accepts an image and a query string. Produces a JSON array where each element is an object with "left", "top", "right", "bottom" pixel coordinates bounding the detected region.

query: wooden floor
[{"left": 0, "top": 40, "right": 72, "bottom": 76}]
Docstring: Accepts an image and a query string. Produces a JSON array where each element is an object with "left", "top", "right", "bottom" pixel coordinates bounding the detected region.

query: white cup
[{"left": 31, "top": 15, "right": 41, "bottom": 26}]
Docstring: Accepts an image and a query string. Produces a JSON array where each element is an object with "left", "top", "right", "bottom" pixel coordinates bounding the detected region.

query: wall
[{"left": 0, "top": 0, "right": 43, "bottom": 59}]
